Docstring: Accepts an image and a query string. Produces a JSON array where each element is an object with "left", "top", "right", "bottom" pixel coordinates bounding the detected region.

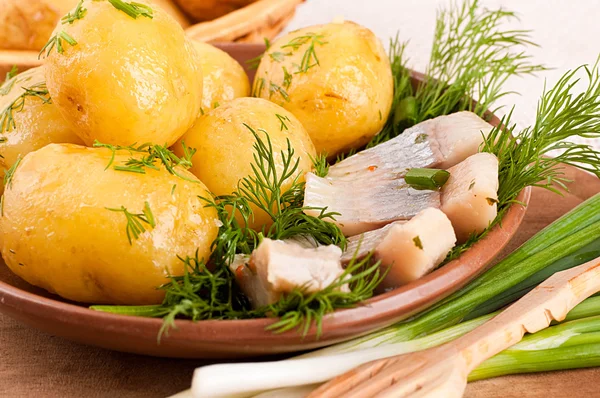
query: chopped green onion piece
[{"left": 405, "top": 168, "right": 450, "bottom": 190}]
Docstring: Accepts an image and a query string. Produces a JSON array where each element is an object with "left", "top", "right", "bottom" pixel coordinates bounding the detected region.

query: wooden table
[{"left": 2, "top": 173, "right": 600, "bottom": 397}]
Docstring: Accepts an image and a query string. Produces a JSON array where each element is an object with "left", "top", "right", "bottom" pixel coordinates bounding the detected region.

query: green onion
[{"left": 405, "top": 168, "right": 450, "bottom": 190}]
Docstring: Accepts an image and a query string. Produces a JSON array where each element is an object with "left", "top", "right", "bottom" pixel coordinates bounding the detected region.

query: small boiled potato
[
  {"left": 254, "top": 21, "right": 393, "bottom": 157},
  {"left": 44, "top": 0, "right": 202, "bottom": 147},
  {"left": 190, "top": 40, "right": 250, "bottom": 114},
  {"left": 0, "top": 0, "right": 76, "bottom": 51},
  {"left": 0, "top": 144, "right": 218, "bottom": 305},
  {"left": 0, "top": 66, "right": 84, "bottom": 190},
  {"left": 173, "top": 97, "right": 316, "bottom": 230}
]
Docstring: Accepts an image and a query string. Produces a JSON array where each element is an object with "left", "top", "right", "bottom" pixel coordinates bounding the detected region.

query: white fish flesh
[
  {"left": 230, "top": 239, "right": 347, "bottom": 308},
  {"left": 304, "top": 111, "right": 494, "bottom": 236},
  {"left": 441, "top": 152, "right": 499, "bottom": 243},
  {"left": 341, "top": 208, "right": 457, "bottom": 289}
]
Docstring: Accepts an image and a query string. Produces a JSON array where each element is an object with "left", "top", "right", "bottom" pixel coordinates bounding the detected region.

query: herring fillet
[
  {"left": 441, "top": 152, "right": 499, "bottom": 243},
  {"left": 341, "top": 208, "right": 457, "bottom": 289},
  {"left": 229, "top": 239, "right": 346, "bottom": 308},
  {"left": 304, "top": 112, "right": 494, "bottom": 236}
]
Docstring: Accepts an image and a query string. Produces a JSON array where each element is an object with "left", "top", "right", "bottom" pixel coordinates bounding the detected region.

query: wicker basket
[{"left": 185, "top": 0, "right": 304, "bottom": 43}]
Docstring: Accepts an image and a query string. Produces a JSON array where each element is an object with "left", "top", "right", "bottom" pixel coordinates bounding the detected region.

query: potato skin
[
  {"left": 254, "top": 22, "right": 393, "bottom": 157},
  {"left": 0, "top": 0, "right": 76, "bottom": 51},
  {"left": 190, "top": 41, "right": 250, "bottom": 114},
  {"left": 44, "top": 0, "right": 203, "bottom": 147},
  {"left": 0, "top": 144, "right": 218, "bottom": 305},
  {"left": 0, "top": 66, "right": 84, "bottom": 190},
  {"left": 173, "top": 97, "right": 316, "bottom": 229}
]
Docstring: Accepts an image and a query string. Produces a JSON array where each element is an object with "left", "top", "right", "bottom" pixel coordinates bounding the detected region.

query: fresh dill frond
[
  {"left": 275, "top": 113, "right": 290, "bottom": 131},
  {"left": 246, "top": 37, "right": 271, "bottom": 70},
  {"left": 106, "top": 201, "right": 156, "bottom": 245},
  {"left": 252, "top": 77, "right": 266, "bottom": 97},
  {"left": 282, "top": 66, "right": 293, "bottom": 89},
  {"left": 310, "top": 153, "right": 330, "bottom": 178},
  {"left": 0, "top": 82, "right": 52, "bottom": 133},
  {"left": 61, "top": 0, "right": 87, "bottom": 24},
  {"left": 268, "top": 81, "right": 290, "bottom": 102},
  {"left": 263, "top": 253, "right": 383, "bottom": 336},
  {"left": 108, "top": 0, "right": 154, "bottom": 19},
  {"left": 483, "top": 61, "right": 600, "bottom": 212},
  {"left": 39, "top": 31, "right": 77, "bottom": 59},
  {"left": 3, "top": 156, "right": 21, "bottom": 189},
  {"left": 0, "top": 66, "right": 18, "bottom": 96},
  {"left": 367, "top": 0, "right": 544, "bottom": 148},
  {"left": 281, "top": 33, "right": 328, "bottom": 74},
  {"left": 93, "top": 141, "right": 198, "bottom": 182},
  {"left": 269, "top": 51, "right": 290, "bottom": 62}
]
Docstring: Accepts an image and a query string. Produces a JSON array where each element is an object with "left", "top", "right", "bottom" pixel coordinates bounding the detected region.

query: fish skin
[
  {"left": 342, "top": 208, "right": 457, "bottom": 289},
  {"left": 441, "top": 152, "right": 499, "bottom": 243},
  {"left": 229, "top": 239, "right": 346, "bottom": 308},
  {"left": 304, "top": 111, "right": 493, "bottom": 236}
]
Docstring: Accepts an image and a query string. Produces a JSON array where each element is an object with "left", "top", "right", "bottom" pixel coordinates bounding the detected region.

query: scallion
[{"left": 405, "top": 168, "right": 450, "bottom": 190}]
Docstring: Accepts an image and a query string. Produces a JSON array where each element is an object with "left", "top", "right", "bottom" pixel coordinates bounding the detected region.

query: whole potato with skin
[
  {"left": 190, "top": 40, "right": 250, "bottom": 114},
  {"left": 0, "top": 0, "right": 75, "bottom": 51},
  {"left": 0, "top": 144, "right": 218, "bottom": 305},
  {"left": 44, "top": 0, "right": 202, "bottom": 147},
  {"left": 173, "top": 97, "right": 316, "bottom": 230},
  {"left": 0, "top": 66, "right": 84, "bottom": 191},
  {"left": 254, "top": 21, "right": 393, "bottom": 157}
]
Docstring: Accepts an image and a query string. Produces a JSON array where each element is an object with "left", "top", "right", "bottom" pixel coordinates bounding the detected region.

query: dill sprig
[
  {"left": 0, "top": 82, "right": 52, "bottom": 133},
  {"left": 483, "top": 61, "right": 600, "bottom": 211},
  {"left": 275, "top": 113, "right": 290, "bottom": 131},
  {"left": 93, "top": 141, "right": 198, "bottom": 182},
  {"left": 281, "top": 32, "right": 328, "bottom": 74},
  {"left": 0, "top": 66, "right": 18, "bottom": 96},
  {"left": 106, "top": 201, "right": 156, "bottom": 245},
  {"left": 310, "top": 153, "right": 330, "bottom": 178},
  {"left": 3, "top": 156, "right": 21, "bottom": 189},
  {"left": 367, "top": 0, "right": 545, "bottom": 148},
  {"left": 246, "top": 38, "right": 271, "bottom": 70},
  {"left": 39, "top": 31, "right": 77, "bottom": 59},
  {"left": 263, "top": 253, "right": 383, "bottom": 336},
  {"left": 108, "top": 0, "right": 153, "bottom": 19},
  {"left": 268, "top": 81, "right": 290, "bottom": 102},
  {"left": 62, "top": 0, "right": 87, "bottom": 24}
]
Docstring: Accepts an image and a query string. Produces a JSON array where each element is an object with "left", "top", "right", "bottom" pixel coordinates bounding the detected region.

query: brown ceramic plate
[{"left": 0, "top": 43, "right": 531, "bottom": 359}]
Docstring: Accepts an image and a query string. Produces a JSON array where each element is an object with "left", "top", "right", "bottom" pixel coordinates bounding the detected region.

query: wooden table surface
[{"left": 2, "top": 172, "right": 600, "bottom": 397}]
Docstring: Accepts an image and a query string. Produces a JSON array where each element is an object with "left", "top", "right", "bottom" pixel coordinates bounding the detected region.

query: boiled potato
[
  {"left": 173, "top": 97, "right": 316, "bottom": 230},
  {"left": 0, "top": 144, "right": 218, "bottom": 305},
  {"left": 0, "top": 0, "right": 189, "bottom": 51},
  {"left": 0, "top": 66, "right": 84, "bottom": 191},
  {"left": 254, "top": 21, "right": 393, "bottom": 157},
  {"left": 0, "top": 0, "right": 75, "bottom": 51},
  {"left": 190, "top": 40, "right": 250, "bottom": 114},
  {"left": 44, "top": 0, "right": 202, "bottom": 147}
]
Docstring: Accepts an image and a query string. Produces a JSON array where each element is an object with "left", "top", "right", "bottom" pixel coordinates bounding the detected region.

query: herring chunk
[
  {"left": 342, "top": 208, "right": 456, "bottom": 289},
  {"left": 230, "top": 239, "right": 346, "bottom": 308},
  {"left": 441, "top": 152, "right": 499, "bottom": 243},
  {"left": 304, "top": 112, "right": 493, "bottom": 236}
]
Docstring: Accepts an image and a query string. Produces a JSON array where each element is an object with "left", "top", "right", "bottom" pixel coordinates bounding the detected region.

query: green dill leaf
[
  {"left": 282, "top": 66, "right": 293, "bottom": 89},
  {"left": 269, "top": 51, "right": 290, "bottom": 62},
  {"left": 252, "top": 77, "right": 266, "bottom": 97},
  {"left": 246, "top": 37, "right": 271, "bottom": 70},
  {"left": 275, "top": 113, "right": 290, "bottom": 131},
  {"left": 310, "top": 153, "right": 329, "bottom": 178},
  {"left": 3, "top": 156, "right": 21, "bottom": 189},
  {"left": 39, "top": 31, "right": 78, "bottom": 59},
  {"left": 269, "top": 81, "right": 290, "bottom": 102},
  {"left": 0, "top": 66, "right": 18, "bottom": 96},
  {"left": 281, "top": 32, "right": 327, "bottom": 74},
  {"left": 0, "top": 82, "right": 52, "bottom": 133},
  {"left": 171, "top": 184, "right": 176, "bottom": 195},
  {"left": 61, "top": 0, "right": 87, "bottom": 24},
  {"left": 106, "top": 202, "right": 156, "bottom": 245},
  {"left": 108, "top": 0, "right": 153, "bottom": 19}
]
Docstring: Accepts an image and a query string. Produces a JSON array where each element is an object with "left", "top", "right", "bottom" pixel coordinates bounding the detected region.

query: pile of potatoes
[{"left": 0, "top": 0, "right": 392, "bottom": 305}]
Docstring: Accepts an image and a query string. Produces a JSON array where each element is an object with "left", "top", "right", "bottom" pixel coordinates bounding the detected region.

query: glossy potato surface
[
  {"left": 254, "top": 21, "right": 393, "bottom": 157},
  {"left": 174, "top": 97, "right": 316, "bottom": 230},
  {"left": 0, "top": 66, "right": 83, "bottom": 190},
  {"left": 44, "top": 0, "right": 202, "bottom": 147},
  {"left": 0, "top": 0, "right": 76, "bottom": 50},
  {"left": 190, "top": 41, "right": 250, "bottom": 114},
  {"left": 0, "top": 144, "right": 218, "bottom": 305}
]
